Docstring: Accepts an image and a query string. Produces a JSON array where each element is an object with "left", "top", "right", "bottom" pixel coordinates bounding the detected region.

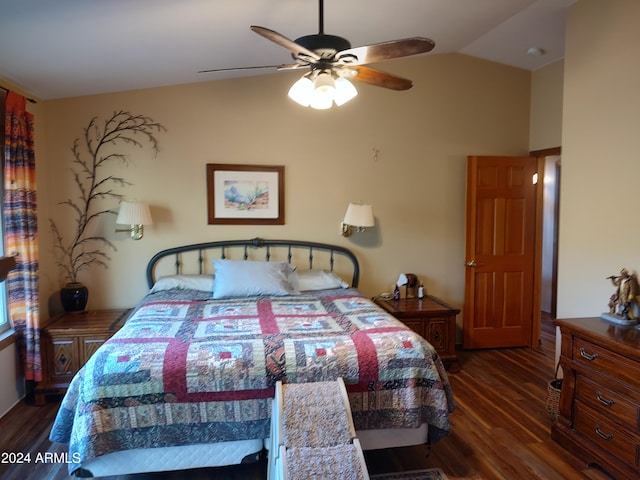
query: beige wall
[
  {"left": 39, "top": 53, "right": 531, "bottom": 318},
  {"left": 0, "top": 344, "right": 23, "bottom": 417},
  {"left": 557, "top": 0, "right": 640, "bottom": 317},
  {"left": 529, "top": 60, "right": 563, "bottom": 151}
]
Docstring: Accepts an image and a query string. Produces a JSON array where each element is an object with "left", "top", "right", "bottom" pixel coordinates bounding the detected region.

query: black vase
[{"left": 60, "top": 282, "right": 89, "bottom": 312}]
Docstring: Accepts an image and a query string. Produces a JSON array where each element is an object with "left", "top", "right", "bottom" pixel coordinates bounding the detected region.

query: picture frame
[{"left": 206, "top": 163, "right": 285, "bottom": 225}]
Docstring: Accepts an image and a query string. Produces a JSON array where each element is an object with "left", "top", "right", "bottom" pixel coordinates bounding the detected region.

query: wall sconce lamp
[
  {"left": 115, "top": 201, "right": 152, "bottom": 240},
  {"left": 341, "top": 202, "right": 374, "bottom": 237}
]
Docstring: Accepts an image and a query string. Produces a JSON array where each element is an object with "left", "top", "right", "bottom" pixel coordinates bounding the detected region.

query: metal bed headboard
[{"left": 146, "top": 238, "right": 360, "bottom": 289}]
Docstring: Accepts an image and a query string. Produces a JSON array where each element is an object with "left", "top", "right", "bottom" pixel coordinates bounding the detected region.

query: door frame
[{"left": 531, "top": 146, "right": 561, "bottom": 342}]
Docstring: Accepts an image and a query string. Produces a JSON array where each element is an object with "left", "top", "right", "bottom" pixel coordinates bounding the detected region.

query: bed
[{"left": 49, "top": 238, "right": 455, "bottom": 477}]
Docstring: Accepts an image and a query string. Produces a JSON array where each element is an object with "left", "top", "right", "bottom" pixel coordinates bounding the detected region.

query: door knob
[{"left": 465, "top": 260, "right": 477, "bottom": 267}]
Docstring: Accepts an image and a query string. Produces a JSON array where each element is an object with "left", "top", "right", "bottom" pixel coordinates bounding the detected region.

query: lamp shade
[
  {"left": 334, "top": 77, "right": 358, "bottom": 106},
  {"left": 288, "top": 76, "right": 314, "bottom": 107},
  {"left": 116, "top": 201, "right": 153, "bottom": 225},
  {"left": 314, "top": 71, "right": 336, "bottom": 93},
  {"left": 343, "top": 203, "right": 374, "bottom": 228}
]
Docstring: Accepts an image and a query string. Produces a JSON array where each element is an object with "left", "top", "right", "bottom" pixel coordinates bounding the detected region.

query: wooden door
[{"left": 463, "top": 155, "right": 538, "bottom": 349}]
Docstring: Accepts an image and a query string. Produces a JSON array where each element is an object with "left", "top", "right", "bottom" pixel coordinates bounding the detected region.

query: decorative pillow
[
  {"left": 150, "top": 274, "right": 214, "bottom": 293},
  {"left": 296, "top": 269, "right": 349, "bottom": 291},
  {"left": 212, "top": 259, "right": 298, "bottom": 299}
]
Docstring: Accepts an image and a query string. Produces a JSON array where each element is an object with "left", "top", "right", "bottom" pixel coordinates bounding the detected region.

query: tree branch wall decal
[{"left": 50, "top": 111, "right": 166, "bottom": 284}]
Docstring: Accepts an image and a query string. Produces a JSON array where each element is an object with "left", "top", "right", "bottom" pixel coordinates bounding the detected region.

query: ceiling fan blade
[
  {"left": 276, "top": 63, "right": 310, "bottom": 71},
  {"left": 336, "top": 37, "right": 435, "bottom": 66},
  {"left": 198, "top": 65, "right": 290, "bottom": 74},
  {"left": 347, "top": 65, "right": 413, "bottom": 91},
  {"left": 251, "top": 26, "right": 321, "bottom": 63}
]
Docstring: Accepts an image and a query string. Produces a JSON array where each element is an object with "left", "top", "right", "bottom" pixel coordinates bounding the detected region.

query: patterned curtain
[{"left": 4, "top": 91, "right": 40, "bottom": 382}]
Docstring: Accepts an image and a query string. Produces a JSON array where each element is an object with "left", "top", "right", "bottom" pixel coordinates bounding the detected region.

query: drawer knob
[
  {"left": 595, "top": 391, "right": 616, "bottom": 407},
  {"left": 579, "top": 347, "right": 598, "bottom": 361},
  {"left": 595, "top": 425, "right": 614, "bottom": 441}
]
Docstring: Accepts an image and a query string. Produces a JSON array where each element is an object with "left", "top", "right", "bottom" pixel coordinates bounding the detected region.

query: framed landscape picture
[{"left": 206, "top": 163, "right": 285, "bottom": 225}]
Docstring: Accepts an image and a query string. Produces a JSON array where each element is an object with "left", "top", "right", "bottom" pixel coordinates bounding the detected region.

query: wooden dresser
[
  {"left": 35, "top": 308, "right": 130, "bottom": 404},
  {"left": 552, "top": 317, "right": 640, "bottom": 479},
  {"left": 373, "top": 295, "right": 459, "bottom": 371}
]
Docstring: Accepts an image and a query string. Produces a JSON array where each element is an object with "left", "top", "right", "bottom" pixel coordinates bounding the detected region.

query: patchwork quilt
[{"left": 50, "top": 288, "right": 455, "bottom": 472}]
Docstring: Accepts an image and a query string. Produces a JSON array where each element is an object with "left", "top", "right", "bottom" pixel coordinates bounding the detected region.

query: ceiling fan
[{"left": 198, "top": 0, "right": 435, "bottom": 109}]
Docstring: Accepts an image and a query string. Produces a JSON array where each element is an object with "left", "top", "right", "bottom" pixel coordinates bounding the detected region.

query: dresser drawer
[
  {"left": 574, "top": 401, "right": 640, "bottom": 469},
  {"left": 576, "top": 375, "right": 640, "bottom": 430},
  {"left": 573, "top": 337, "right": 640, "bottom": 390}
]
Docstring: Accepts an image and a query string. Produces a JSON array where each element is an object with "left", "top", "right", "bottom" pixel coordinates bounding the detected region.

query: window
[
  {"left": 0, "top": 203, "right": 8, "bottom": 337},
  {"left": 0, "top": 261, "right": 9, "bottom": 339},
  {"left": 0, "top": 89, "right": 9, "bottom": 336},
  {"left": 0, "top": 255, "right": 10, "bottom": 336},
  {"left": 0, "top": 299, "right": 9, "bottom": 337}
]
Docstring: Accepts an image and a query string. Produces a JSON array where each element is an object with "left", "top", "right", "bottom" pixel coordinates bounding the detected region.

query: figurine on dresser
[{"left": 602, "top": 268, "right": 639, "bottom": 325}]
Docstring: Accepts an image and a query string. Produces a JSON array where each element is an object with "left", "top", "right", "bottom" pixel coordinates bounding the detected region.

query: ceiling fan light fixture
[
  {"left": 288, "top": 75, "right": 314, "bottom": 106},
  {"left": 313, "top": 71, "right": 336, "bottom": 93},
  {"left": 334, "top": 77, "right": 358, "bottom": 106},
  {"left": 289, "top": 70, "right": 357, "bottom": 109},
  {"left": 309, "top": 71, "right": 336, "bottom": 109},
  {"left": 310, "top": 93, "right": 334, "bottom": 110}
]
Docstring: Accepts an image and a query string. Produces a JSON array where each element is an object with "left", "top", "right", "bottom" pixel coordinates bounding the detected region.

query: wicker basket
[{"left": 545, "top": 363, "right": 562, "bottom": 422}]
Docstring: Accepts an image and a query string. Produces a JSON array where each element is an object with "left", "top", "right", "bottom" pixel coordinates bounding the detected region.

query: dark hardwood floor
[{"left": 0, "top": 316, "right": 611, "bottom": 479}]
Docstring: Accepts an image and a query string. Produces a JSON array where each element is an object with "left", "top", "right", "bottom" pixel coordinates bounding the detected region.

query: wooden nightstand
[
  {"left": 373, "top": 295, "right": 460, "bottom": 372},
  {"left": 35, "top": 308, "right": 131, "bottom": 405}
]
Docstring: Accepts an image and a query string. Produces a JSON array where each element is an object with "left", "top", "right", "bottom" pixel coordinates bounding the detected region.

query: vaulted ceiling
[{"left": 0, "top": 0, "right": 575, "bottom": 100}]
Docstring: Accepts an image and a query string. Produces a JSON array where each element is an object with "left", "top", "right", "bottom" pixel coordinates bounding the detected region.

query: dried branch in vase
[{"left": 50, "top": 111, "right": 166, "bottom": 284}]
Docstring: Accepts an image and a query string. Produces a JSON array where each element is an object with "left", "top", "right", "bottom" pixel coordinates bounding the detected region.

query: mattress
[
  {"left": 79, "top": 424, "right": 430, "bottom": 476},
  {"left": 77, "top": 438, "right": 264, "bottom": 476}
]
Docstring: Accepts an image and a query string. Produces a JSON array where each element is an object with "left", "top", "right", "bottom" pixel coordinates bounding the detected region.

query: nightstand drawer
[
  {"left": 35, "top": 308, "right": 131, "bottom": 404},
  {"left": 425, "top": 318, "right": 448, "bottom": 352},
  {"left": 372, "top": 295, "right": 459, "bottom": 371},
  {"left": 399, "top": 318, "right": 425, "bottom": 337},
  {"left": 82, "top": 336, "right": 109, "bottom": 361},
  {"left": 574, "top": 401, "right": 640, "bottom": 469},
  {"left": 576, "top": 375, "right": 640, "bottom": 430},
  {"left": 50, "top": 336, "right": 78, "bottom": 382}
]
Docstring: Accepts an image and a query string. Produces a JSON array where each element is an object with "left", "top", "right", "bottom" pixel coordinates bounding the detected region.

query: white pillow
[
  {"left": 150, "top": 274, "right": 214, "bottom": 293},
  {"left": 296, "top": 269, "right": 349, "bottom": 291},
  {"left": 212, "top": 259, "right": 298, "bottom": 299}
]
